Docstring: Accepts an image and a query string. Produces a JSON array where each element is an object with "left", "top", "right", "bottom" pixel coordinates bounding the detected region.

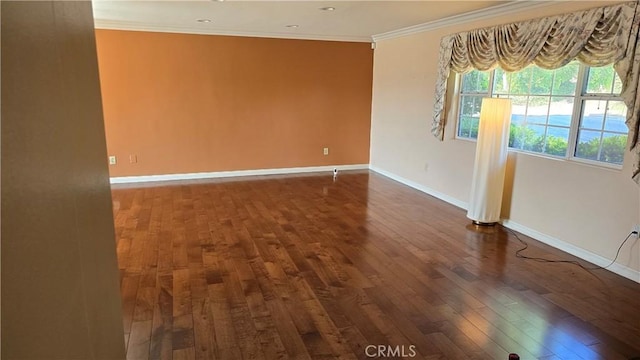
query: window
[{"left": 457, "top": 63, "right": 628, "bottom": 166}]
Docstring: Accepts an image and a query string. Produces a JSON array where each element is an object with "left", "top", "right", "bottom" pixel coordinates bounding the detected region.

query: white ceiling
[{"left": 92, "top": 0, "right": 519, "bottom": 42}]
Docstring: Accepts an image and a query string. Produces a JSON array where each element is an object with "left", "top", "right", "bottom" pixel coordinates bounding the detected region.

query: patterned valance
[{"left": 432, "top": 2, "right": 640, "bottom": 184}]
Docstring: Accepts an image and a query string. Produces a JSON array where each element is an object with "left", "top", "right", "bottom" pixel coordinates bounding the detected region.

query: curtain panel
[{"left": 432, "top": 2, "right": 640, "bottom": 184}]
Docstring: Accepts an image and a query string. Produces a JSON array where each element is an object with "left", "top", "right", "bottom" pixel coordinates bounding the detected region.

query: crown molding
[
  {"left": 372, "top": 1, "right": 552, "bottom": 42},
  {"left": 93, "top": 19, "right": 372, "bottom": 43}
]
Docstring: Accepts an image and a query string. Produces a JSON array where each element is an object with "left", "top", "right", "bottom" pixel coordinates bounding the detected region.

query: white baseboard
[
  {"left": 109, "top": 164, "right": 369, "bottom": 184},
  {"left": 370, "top": 165, "right": 639, "bottom": 283},
  {"left": 369, "top": 165, "right": 469, "bottom": 210},
  {"left": 502, "top": 220, "right": 640, "bottom": 283}
]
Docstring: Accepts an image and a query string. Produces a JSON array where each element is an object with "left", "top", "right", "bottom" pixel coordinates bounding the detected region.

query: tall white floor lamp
[{"left": 467, "top": 97, "right": 512, "bottom": 226}]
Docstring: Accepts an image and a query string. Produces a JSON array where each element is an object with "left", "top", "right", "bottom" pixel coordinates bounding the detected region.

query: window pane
[
  {"left": 509, "top": 67, "right": 532, "bottom": 95},
  {"left": 458, "top": 121, "right": 469, "bottom": 138},
  {"left": 599, "top": 133, "right": 627, "bottom": 165},
  {"left": 510, "top": 96, "right": 527, "bottom": 129},
  {"left": 523, "top": 125, "right": 546, "bottom": 152},
  {"left": 493, "top": 68, "right": 511, "bottom": 94},
  {"left": 544, "top": 127, "right": 569, "bottom": 156},
  {"left": 604, "top": 101, "right": 627, "bottom": 132},
  {"left": 509, "top": 124, "right": 527, "bottom": 149},
  {"left": 458, "top": 116, "right": 478, "bottom": 138},
  {"left": 552, "top": 62, "right": 579, "bottom": 95},
  {"left": 527, "top": 96, "right": 549, "bottom": 125},
  {"left": 458, "top": 96, "right": 481, "bottom": 138},
  {"left": 510, "top": 95, "right": 527, "bottom": 110},
  {"left": 575, "top": 99, "right": 628, "bottom": 165},
  {"left": 581, "top": 100, "right": 606, "bottom": 130},
  {"left": 548, "top": 96, "right": 573, "bottom": 127},
  {"left": 460, "top": 95, "right": 482, "bottom": 117},
  {"left": 575, "top": 130, "right": 601, "bottom": 160},
  {"left": 586, "top": 65, "right": 615, "bottom": 94},
  {"left": 462, "top": 70, "right": 490, "bottom": 93},
  {"left": 531, "top": 67, "right": 553, "bottom": 95},
  {"left": 457, "top": 62, "right": 625, "bottom": 165}
]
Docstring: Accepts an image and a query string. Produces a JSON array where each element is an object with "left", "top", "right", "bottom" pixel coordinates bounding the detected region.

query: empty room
[{"left": 2, "top": 0, "right": 640, "bottom": 359}]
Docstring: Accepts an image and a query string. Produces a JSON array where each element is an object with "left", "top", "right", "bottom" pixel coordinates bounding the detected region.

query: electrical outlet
[
  {"left": 108, "top": 156, "right": 117, "bottom": 165},
  {"left": 129, "top": 154, "right": 137, "bottom": 164},
  {"left": 323, "top": 147, "right": 329, "bottom": 156}
]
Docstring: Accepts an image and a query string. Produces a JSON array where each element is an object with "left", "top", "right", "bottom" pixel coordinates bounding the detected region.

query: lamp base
[{"left": 472, "top": 220, "right": 497, "bottom": 226}]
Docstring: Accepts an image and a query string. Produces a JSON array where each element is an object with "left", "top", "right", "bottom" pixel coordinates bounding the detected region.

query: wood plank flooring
[{"left": 111, "top": 171, "right": 640, "bottom": 360}]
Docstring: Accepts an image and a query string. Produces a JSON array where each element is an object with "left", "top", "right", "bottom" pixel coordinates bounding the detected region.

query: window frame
[{"left": 455, "top": 63, "right": 627, "bottom": 169}]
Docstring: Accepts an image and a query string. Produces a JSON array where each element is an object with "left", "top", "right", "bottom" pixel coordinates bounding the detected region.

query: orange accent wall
[{"left": 95, "top": 30, "right": 373, "bottom": 177}]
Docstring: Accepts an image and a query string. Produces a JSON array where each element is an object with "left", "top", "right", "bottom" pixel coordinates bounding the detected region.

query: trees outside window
[{"left": 457, "top": 63, "right": 627, "bottom": 166}]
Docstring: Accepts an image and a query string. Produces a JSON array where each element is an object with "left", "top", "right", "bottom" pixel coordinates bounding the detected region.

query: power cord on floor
[{"left": 504, "top": 226, "right": 637, "bottom": 271}]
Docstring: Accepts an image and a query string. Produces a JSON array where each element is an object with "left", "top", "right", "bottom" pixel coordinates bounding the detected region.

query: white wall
[{"left": 370, "top": 1, "right": 640, "bottom": 281}]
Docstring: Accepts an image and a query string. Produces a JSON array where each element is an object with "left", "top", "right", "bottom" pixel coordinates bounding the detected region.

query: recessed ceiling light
[
  {"left": 320, "top": 7, "right": 335, "bottom": 11},
  {"left": 285, "top": 24, "right": 299, "bottom": 28},
  {"left": 197, "top": 19, "right": 212, "bottom": 23}
]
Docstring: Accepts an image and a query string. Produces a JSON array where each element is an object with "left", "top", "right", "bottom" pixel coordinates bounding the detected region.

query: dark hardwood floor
[{"left": 111, "top": 171, "right": 640, "bottom": 360}]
